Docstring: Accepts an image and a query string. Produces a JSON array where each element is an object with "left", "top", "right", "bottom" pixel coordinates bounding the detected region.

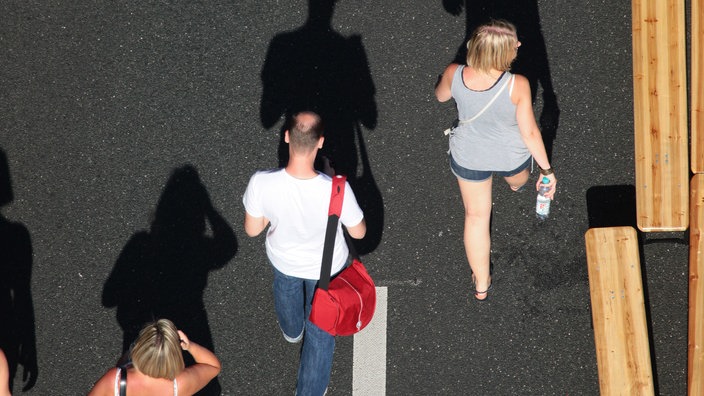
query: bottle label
[{"left": 536, "top": 197, "right": 550, "bottom": 216}]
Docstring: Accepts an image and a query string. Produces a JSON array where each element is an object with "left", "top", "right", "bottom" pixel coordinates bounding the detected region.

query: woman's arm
[
  {"left": 435, "top": 64, "right": 459, "bottom": 102},
  {"left": 512, "top": 74, "right": 557, "bottom": 197},
  {"left": 176, "top": 331, "right": 221, "bottom": 396}
]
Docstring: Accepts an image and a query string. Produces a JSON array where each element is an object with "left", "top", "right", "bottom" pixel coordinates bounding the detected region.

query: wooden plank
[
  {"left": 692, "top": 0, "right": 704, "bottom": 173},
  {"left": 632, "top": 0, "right": 689, "bottom": 231},
  {"left": 689, "top": 175, "right": 704, "bottom": 395},
  {"left": 585, "top": 227, "right": 654, "bottom": 396}
]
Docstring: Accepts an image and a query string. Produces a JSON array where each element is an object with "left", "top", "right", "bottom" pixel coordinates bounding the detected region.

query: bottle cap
[{"left": 542, "top": 176, "right": 550, "bottom": 184}]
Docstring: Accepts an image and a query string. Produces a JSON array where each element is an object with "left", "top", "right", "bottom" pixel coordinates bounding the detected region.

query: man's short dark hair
[{"left": 288, "top": 111, "right": 324, "bottom": 153}]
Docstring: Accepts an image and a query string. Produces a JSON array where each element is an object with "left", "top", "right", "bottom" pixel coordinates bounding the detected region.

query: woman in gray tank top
[{"left": 434, "top": 20, "right": 557, "bottom": 301}]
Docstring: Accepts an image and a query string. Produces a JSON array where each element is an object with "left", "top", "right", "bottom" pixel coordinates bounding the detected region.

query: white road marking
[{"left": 352, "top": 286, "right": 387, "bottom": 395}]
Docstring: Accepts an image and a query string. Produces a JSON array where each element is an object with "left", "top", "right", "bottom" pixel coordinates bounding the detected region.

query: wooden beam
[
  {"left": 689, "top": 175, "right": 704, "bottom": 395},
  {"left": 585, "top": 227, "right": 654, "bottom": 395},
  {"left": 632, "top": 0, "right": 688, "bottom": 231},
  {"left": 692, "top": 0, "right": 704, "bottom": 173}
]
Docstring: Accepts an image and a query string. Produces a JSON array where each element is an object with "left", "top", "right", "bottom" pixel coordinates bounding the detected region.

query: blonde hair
[
  {"left": 131, "top": 319, "right": 185, "bottom": 380},
  {"left": 466, "top": 20, "right": 519, "bottom": 73}
]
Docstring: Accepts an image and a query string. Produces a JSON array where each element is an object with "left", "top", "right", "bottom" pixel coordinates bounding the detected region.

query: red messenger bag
[{"left": 309, "top": 175, "right": 376, "bottom": 336}]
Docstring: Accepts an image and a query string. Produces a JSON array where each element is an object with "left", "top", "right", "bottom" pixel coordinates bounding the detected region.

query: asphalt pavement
[{"left": 0, "top": 1, "right": 690, "bottom": 395}]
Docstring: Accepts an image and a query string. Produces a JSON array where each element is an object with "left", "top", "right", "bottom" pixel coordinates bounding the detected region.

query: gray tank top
[{"left": 449, "top": 65, "right": 530, "bottom": 172}]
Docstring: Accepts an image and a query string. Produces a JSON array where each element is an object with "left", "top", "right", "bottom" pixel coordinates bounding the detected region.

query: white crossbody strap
[
  {"left": 460, "top": 74, "right": 512, "bottom": 125},
  {"left": 443, "top": 73, "right": 514, "bottom": 136}
]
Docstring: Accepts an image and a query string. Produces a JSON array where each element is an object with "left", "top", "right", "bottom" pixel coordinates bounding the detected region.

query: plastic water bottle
[{"left": 535, "top": 176, "right": 551, "bottom": 220}]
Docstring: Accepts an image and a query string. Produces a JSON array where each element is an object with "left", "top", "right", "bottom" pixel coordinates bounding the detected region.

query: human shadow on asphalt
[
  {"left": 260, "top": 0, "right": 383, "bottom": 255},
  {"left": 0, "top": 148, "right": 38, "bottom": 393},
  {"left": 102, "top": 164, "right": 237, "bottom": 396},
  {"left": 443, "top": 0, "right": 560, "bottom": 161}
]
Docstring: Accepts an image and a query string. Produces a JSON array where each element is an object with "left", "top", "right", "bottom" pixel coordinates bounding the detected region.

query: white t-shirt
[{"left": 243, "top": 169, "right": 365, "bottom": 279}]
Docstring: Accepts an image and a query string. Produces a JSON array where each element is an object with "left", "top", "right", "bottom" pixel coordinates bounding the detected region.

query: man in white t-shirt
[{"left": 243, "top": 111, "right": 366, "bottom": 396}]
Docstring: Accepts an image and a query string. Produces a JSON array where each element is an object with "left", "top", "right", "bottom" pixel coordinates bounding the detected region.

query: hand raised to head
[{"left": 177, "top": 330, "right": 190, "bottom": 351}]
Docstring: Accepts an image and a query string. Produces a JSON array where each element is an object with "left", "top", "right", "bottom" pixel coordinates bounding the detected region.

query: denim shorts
[{"left": 450, "top": 154, "right": 532, "bottom": 182}]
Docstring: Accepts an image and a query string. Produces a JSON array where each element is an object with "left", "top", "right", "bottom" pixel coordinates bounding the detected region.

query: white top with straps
[{"left": 114, "top": 367, "right": 178, "bottom": 396}]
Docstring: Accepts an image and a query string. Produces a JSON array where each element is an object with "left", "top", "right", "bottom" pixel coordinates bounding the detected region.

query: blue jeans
[{"left": 272, "top": 265, "right": 335, "bottom": 396}]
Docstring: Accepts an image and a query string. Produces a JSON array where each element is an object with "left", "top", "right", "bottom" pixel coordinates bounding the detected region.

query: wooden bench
[
  {"left": 632, "top": 0, "right": 689, "bottom": 231},
  {"left": 585, "top": 227, "right": 654, "bottom": 395},
  {"left": 692, "top": 0, "right": 704, "bottom": 173},
  {"left": 689, "top": 175, "right": 704, "bottom": 395}
]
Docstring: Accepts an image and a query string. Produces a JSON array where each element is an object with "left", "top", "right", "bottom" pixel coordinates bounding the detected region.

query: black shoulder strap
[{"left": 119, "top": 366, "right": 127, "bottom": 396}]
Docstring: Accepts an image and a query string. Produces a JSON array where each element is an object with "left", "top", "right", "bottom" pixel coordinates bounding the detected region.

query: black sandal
[
  {"left": 473, "top": 282, "right": 493, "bottom": 301},
  {"left": 471, "top": 273, "right": 493, "bottom": 301}
]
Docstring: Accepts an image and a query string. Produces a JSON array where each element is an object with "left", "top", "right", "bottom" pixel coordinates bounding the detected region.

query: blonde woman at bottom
[{"left": 88, "top": 319, "right": 220, "bottom": 396}]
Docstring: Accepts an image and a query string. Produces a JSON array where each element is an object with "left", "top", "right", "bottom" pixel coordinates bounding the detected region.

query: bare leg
[
  {"left": 504, "top": 168, "right": 530, "bottom": 191},
  {"left": 457, "top": 177, "right": 493, "bottom": 300}
]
